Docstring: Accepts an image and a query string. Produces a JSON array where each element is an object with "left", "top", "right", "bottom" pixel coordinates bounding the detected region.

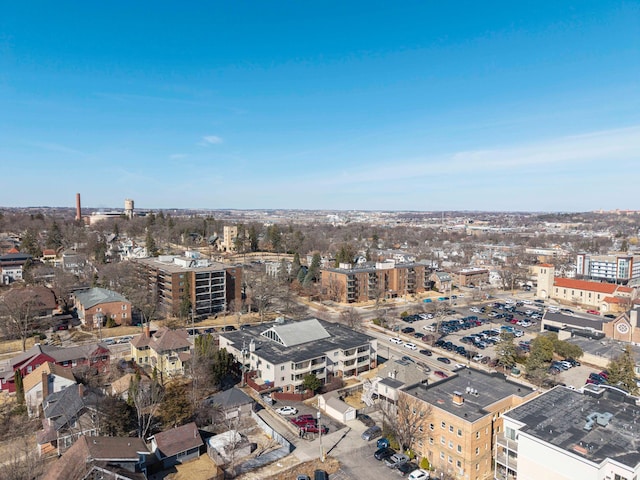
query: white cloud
[
  {"left": 199, "top": 135, "right": 223, "bottom": 146},
  {"left": 169, "top": 153, "right": 187, "bottom": 160},
  {"left": 315, "top": 125, "right": 640, "bottom": 186}
]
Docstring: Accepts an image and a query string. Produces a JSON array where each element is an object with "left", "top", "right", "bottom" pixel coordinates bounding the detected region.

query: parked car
[
  {"left": 408, "top": 469, "right": 431, "bottom": 480},
  {"left": 390, "top": 337, "right": 403, "bottom": 344},
  {"left": 313, "top": 470, "right": 329, "bottom": 480},
  {"left": 404, "top": 342, "right": 417, "bottom": 350},
  {"left": 361, "top": 425, "right": 382, "bottom": 440},
  {"left": 374, "top": 447, "right": 396, "bottom": 461},
  {"left": 377, "top": 437, "right": 390, "bottom": 449},
  {"left": 385, "top": 453, "right": 409, "bottom": 468},
  {"left": 291, "top": 414, "right": 316, "bottom": 426},
  {"left": 437, "top": 357, "right": 451, "bottom": 364},
  {"left": 276, "top": 406, "right": 298, "bottom": 416},
  {"left": 303, "top": 424, "right": 329, "bottom": 434},
  {"left": 434, "top": 371, "right": 448, "bottom": 379},
  {"left": 397, "top": 462, "right": 419, "bottom": 476},
  {"left": 419, "top": 349, "right": 432, "bottom": 356},
  {"left": 401, "top": 327, "right": 415, "bottom": 334},
  {"left": 401, "top": 355, "right": 415, "bottom": 363},
  {"left": 586, "top": 309, "right": 600, "bottom": 315},
  {"left": 358, "top": 414, "right": 376, "bottom": 428},
  {"left": 297, "top": 476, "right": 310, "bottom": 480}
]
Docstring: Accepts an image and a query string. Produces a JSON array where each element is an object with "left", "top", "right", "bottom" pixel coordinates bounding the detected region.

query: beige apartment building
[
  {"left": 452, "top": 268, "right": 489, "bottom": 288},
  {"left": 403, "top": 368, "right": 537, "bottom": 480}
]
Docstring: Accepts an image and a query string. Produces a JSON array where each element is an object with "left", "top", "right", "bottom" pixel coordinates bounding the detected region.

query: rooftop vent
[{"left": 584, "top": 411, "right": 613, "bottom": 431}]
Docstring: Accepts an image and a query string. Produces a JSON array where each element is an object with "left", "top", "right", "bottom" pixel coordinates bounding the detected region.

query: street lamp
[{"left": 318, "top": 411, "right": 324, "bottom": 462}]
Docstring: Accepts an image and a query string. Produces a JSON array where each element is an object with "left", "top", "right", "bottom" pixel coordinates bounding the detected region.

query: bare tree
[
  {"left": 0, "top": 287, "right": 50, "bottom": 351},
  {"left": 244, "top": 268, "right": 286, "bottom": 322},
  {"left": 130, "top": 376, "right": 164, "bottom": 438},
  {"left": 381, "top": 392, "right": 431, "bottom": 452},
  {"left": 339, "top": 308, "right": 363, "bottom": 331}
]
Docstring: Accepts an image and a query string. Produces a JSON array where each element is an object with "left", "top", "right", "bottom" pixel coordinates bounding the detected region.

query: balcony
[{"left": 496, "top": 435, "right": 518, "bottom": 453}]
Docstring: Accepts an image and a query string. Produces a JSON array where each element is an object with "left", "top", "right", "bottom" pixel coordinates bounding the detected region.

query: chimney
[
  {"left": 144, "top": 323, "right": 151, "bottom": 338},
  {"left": 42, "top": 371, "right": 50, "bottom": 400},
  {"left": 78, "top": 383, "right": 85, "bottom": 397},
  {"left": 452, "top": 391, "right": 464, "bottom": 406},
  {"left": 75, "top": 193, "right": 82, "bottom": 221}
]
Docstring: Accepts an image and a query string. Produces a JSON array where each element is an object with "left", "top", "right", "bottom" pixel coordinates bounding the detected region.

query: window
[
  {"left": 122, "top": 313, "right": 127, "bottom": 319},
  {"left": 475, "top": 447, "right": 479, "bottom": 455},
  {"left": 121, "top": 304, "right": 127, "bottom": 310},
  {"left": 449, "top": 440, "right": 453, "bottom": 449},
  {"left": 430, "top": 423, "right": 435, "bottom": 430},
  {"left": 440, "top": 452, "right": 445, "bottom": 460},
  {"left": 418, "top": 441, "right": 423, "bottom": 447},
  {"left": 457, "top": 445, "right": 462, "bottom": 453},
  {"left": 281, "top": 377, "right": 284, "bottom": 381},
  {"left": 429, "top": 437, "right": 434, "bottom": 445},
  {"left": 419, "top": 426, "right": 424, "bottom": 433},
  {"left": 449, "top": 425, "right": 454, "bottom": 433},
  {"left": 281, "top": 365, "right": 285, "bottom": 371},
  {"left": 457, "top": 460, "right": 462, "bottom": 468},
  {"left": 476, "top": 464, "right": 480, "bottom": 471},
  {"left": 441, "top": 421, "right": 446, "bottom": 429},
  {"left": 476, "top": 431, "right": 480, "bottom": 439},
  {"left": 448, "top": 456, "right": 453, "bottom": 464},
  {"left": 457, "top": 428, "right": 462, "bottom": 437},
  {"left": 441, "top": 436, "right": 445, "bottom": 445}
]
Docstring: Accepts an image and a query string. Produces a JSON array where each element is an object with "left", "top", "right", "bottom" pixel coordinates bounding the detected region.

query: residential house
[
  {"left": 149, "top": 421, "right": 203, "bottom": 469},
  {"left": 61, "top": 250, "right": 86, "bottom": 275},
  {"left": 23, "top": 361, "right": 76, "bottom": 417},
  {"left": 37, "top": 383, "right": 103, "bottom": 455},
  {"left": 130, "top": 326, "right": 191, "bottom": 381},
  {"left": 204, "top": 387, "right": 254, "bottom": 423},
  {"left": 110, "top": 372, "right": 152, "bottom": 401},
  {"left": 42, "top": 435, "right": 151, "bottom": 480},
  {"left": 0, "top": 251, "right": 33, "bottom": 284},
  {"left": 219, "top": 318, "right": 377, "bottom": 393},
  {"left": 0, "top": 342, "right": 110, "bottom": 393},
  {"left": 73, "top": 287, "right": 132, "bottom": 328},
  {"left": 430, "top": 271, "right": 453, "bottom": 293},
  {"left": 402, "top": 368, "right": 537, "bottom": 480},
  {"left": 499, "top": 385, "right": 640, "bottom": 480}
]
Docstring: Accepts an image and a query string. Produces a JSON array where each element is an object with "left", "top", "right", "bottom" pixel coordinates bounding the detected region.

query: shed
[{"left": 317, "top": 392, "right": 356, "bottom": 423}]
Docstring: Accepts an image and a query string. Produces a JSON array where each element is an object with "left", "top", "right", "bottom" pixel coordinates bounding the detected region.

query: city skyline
[{"left": 1, "top": 2, "right": 639, "bottom": 212}]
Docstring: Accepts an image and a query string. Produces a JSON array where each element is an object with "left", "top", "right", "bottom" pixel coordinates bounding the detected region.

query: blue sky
[{"left": 1, "top": 1, "right": 639, "bottom": 212}]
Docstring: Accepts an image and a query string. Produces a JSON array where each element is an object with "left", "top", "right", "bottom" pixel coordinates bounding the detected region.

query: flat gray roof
[
  {"left": 506, "top": 386, "right": 640, "bottom": 467},
  {"left": 135, "top": 256, "right": 228, "bottom": 273},
  {"left": 220, "top": 318, "right": 375, "bottom": 364},
  {"left": 404, "top": 368, "right": 534, "bottom": 423},
  {"left": 543, "top": 311, "right": 605, "bottom": 331}
]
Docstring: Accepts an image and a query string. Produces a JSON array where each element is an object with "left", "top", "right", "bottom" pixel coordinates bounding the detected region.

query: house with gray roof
[
  {"left": 37, "top": 383, "right": 103, "bottom": 455},
  {"left": 204, "top": 387, "right": 254, "bottom": 422},
  {"left": 149, "top": 421, "right": 203, "bottom": 469},
  {"left": 73, "top": 287, "right": 132, "bottom": 328},
  {"left": 219, "top": 318, "right": 377, "bottom": 394}
]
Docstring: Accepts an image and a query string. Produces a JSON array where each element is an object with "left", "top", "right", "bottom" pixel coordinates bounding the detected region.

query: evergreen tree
[
  {"left": 20, "top": 229, "right": 41, "bottom": 257},
  {"left": 302, "top": 373, "right": 322, "bottom": 393},
  {"left": 496, "top": 332, "right": 517, "bottom": 369},
  {"left": 14, "top": 369, "right": 25, "bottom": 405},
  {"left": 179, "top": 275, "right": 192, "bottom": 319},
  {"left": 46, "top": 221, "right": 63, "bottom": 250},
  {"left": 304, "top": 252, "right": 321, "bottom": 285},
  {"left": 248, "top": 224, "right": 260, "bottom": 252},
  {"left": 291, "top": 252, "right": 302, "bottom": 278},
  {"left": 145, "top": 229, "right": 158, "bottom": 257},
  {"left": 608, "top": 345, "right": 638, "bottom": 395}
]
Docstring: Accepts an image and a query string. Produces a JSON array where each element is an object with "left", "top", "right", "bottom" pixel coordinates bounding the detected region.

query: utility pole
[{"left": 318, "top": 411, "right": 324, "bottom": 462}]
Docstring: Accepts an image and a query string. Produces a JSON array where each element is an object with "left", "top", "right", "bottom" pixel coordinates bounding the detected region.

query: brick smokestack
[
  {"left": 144, "top": 323, "right": 150, "bottom": 338},
  {"left": 75, "top": 193, "right": 81, "bottom": 221}
]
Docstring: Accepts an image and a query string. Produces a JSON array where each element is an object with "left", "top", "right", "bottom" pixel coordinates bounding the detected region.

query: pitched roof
[
  {"left": 42, "top": 435, "right": 150, "bottom": 480},
  {"left": 74, "top": 287, "right": 129, "bottom": 309},
  {"left": 152, "top": 422, "right": 203, "bottom": 458},
  {"left": 206, "top": 387, "right": 253, "bottom": 409},
  {"left": 131, "top": 326, "right": 190, "bottom": 353},
  {"left": 23, "top": 361, "right": 75, "bottom": 393},
  {"left": 260, "top": 318, "right": 330, "bottom": 347},
  {"left": 42, "top": 384, "right": 101, "bottom": 432},
  {"left": 553, "top": 277, "right": 618, "bottom": 294}
]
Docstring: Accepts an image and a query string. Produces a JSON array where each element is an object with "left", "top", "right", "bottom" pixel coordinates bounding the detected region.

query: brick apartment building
[
  {"left": 134, "top": 251, "right": 242, "bottom": 318},
  {"left": 320, "top": 260, "right": 433, "bottom": 303},
  {"left": 73, "top": 287, "right": 132, "bottom": 328},
  {"left": 452, "top": 268, "right": 489, "bottom": 288}
]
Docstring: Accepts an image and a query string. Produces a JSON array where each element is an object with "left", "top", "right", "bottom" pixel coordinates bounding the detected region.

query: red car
[
  {"left": 291, "top": 415, "right": 316, "bottom": 427},
  {"left": 586, "top": 309, "right": 600, "bottom": 315},
  {"left": 434, "top": 371, "right": 448, "bottom": 379},
  {"left": 301, "top": 424, "right": 328, "bottom": 434}
]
